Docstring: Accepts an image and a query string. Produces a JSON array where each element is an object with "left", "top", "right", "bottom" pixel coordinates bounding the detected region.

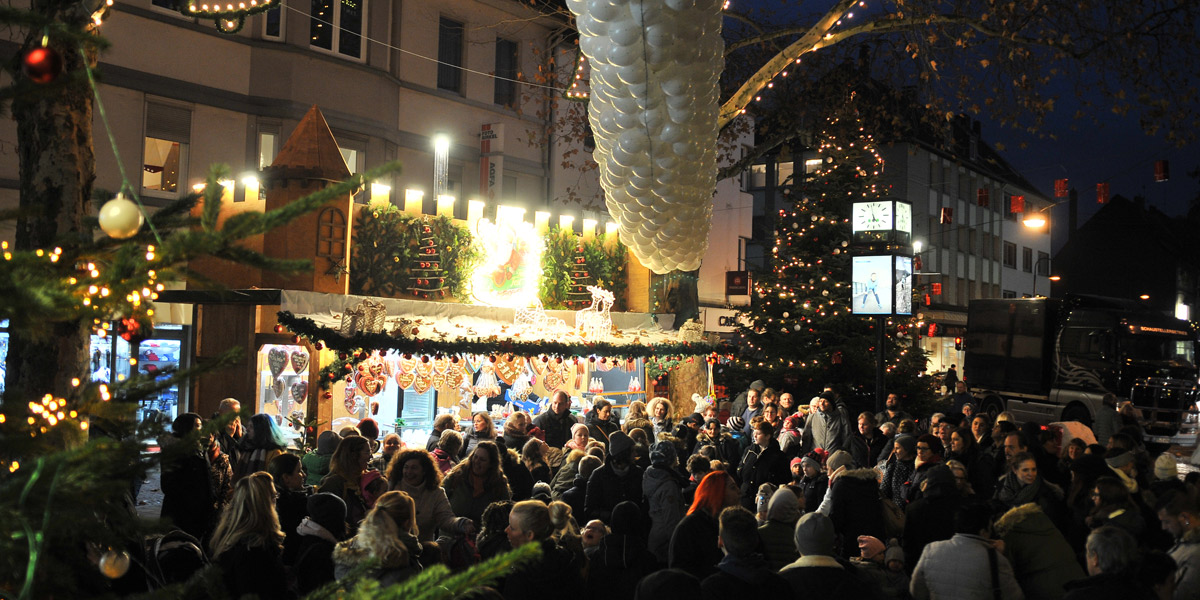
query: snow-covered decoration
[{"left": 567, "top": 0, "right": 724, "bottom": 273}]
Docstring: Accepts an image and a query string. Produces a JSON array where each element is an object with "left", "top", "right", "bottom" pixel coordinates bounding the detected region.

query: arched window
[{"left": 316, "top": 207, "right": 347, "bottom": 260}]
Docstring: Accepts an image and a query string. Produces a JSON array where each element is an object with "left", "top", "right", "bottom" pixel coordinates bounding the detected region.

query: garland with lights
[
  {"left": 349, "top": 207, "right": 479, "bottom": 300},
  {"left": 724, "top": 101, "right": 927, "bottom": 400},
  {"left": 177, "top": 0, "right": 282, "bottom": 34},
  {"left": 540, "top": 226, "right": 627, "bottom": 310}
]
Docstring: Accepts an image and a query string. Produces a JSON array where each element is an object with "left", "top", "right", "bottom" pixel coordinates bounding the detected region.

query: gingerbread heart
[
  {"left": 396, "top": 371, "right": 416, "bottom": 389},
  {"left": 359, "top": 376, "right": 382, "bottom": 397},
  {"left": 495, "top": 356, "right": 520, "bottom": 385},
  {"left": 290, "top": 381, "right": 309, "bottom": 404},
  {"left": 413, "top": 374, "right": 432, "bottom": 394},
  {"left": 272, "top": 377, "right": 285, "bottom": 399},
  {"left": 344, "top": 395, "right": 363, "bottom": 415},
  {"left": 267, "top": 347, "right": 288, "bottom": 379},
  {"left": 369, "top": 361, "right": 385, "bottom": 378},
  {"left": 290, "top": 350, "right": 309, "bottom": 374}
]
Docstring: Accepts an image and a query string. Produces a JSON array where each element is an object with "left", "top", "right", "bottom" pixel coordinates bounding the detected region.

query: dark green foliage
[
  {"left": 349, "top": 207, "right": 479, "bottom": 300},
  {"left": 540, "top": 226, "right": 627, "bottom": 311}
]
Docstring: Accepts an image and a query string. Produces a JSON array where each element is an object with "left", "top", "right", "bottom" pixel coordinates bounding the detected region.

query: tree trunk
[{"left": 5, "top": 22, "right": 96, "bottom": 403}]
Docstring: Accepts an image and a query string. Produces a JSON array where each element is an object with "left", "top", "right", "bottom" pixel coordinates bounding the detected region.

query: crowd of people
[{"left": 155, "top": 386, "right": 1200, "bottom": 600}]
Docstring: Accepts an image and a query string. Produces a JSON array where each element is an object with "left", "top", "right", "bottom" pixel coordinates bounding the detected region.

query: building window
[
  {"left": 1036, "top": 251, "right": 1050, "bottom": 276},
  {"left": 316, "top": 207, "right": 347, "bottom": 260},
  {"left": 142, "top": 102, "right": 191, "bottom": 199},
  {"left": 310, "top": 0, "right": 365, "bottom": 60},
  {"left": 1003, "top": 242, "right": 1017, "bottom": 268},
  {"left": 264, "top": 5, "right": 283, "bottom": 40},
  {"left": 1022, "top": 247, "right": 1033, "bottom": 273},
  {"left": 494, "top": 38, "right": 518, "bottom": 108},
  {"left": 258, "top": 126, "right": 279, "bottom": 170},
  {"left": 748, "top": 164, "right": 767, "bottom": 189},
  {"left": 438, "top": 18, "right": 465, "bottom": 93},
  {"left": 1002, "top": 289, "right": 1017, "bottom": 298}
]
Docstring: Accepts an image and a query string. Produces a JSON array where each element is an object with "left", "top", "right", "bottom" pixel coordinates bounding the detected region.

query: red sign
[
  {"left": 932, "top": 282, "right": 942, "bottom": 295},
  {"left": 928, "top": 323, "right": 938, "bottom": 336},
  {"left": 1010, "top": 195, "right": 1025, "bottom": 213},
  {"left": 977, "top": 188, "right": 989, "bottom": 207},
  {"left": 1054, "top": 179, "right": 1069, "bottom": 198},
  {"left": 1097, "top": 182, "right": 1110, "bottom": 204}
]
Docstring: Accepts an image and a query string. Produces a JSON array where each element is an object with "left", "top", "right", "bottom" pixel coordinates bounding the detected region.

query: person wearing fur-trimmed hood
[{"left": 994, "top": 502, "right": 1084, "bottom": 600}]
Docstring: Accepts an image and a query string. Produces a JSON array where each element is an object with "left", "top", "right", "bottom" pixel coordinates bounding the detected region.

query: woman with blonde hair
[
  {"left": 623, "top": 400, "right": 655, "bottom": 440},
  {"left": 647, "top": 396, "right": 674, "bottom": 438},
  {"left": 209, "top": 472, "right": 292, "bottom": 599},
  {"left": 333, "top": 490, "right": 422, "bottom": 585},
  {"left": 522, "top": 437, "right": 553, "bottom": 485},
  {"left": 504, "top": 410, "right": 534, "bottom": 452},
  {"left": 318, "top": 435, "right": 382, "bottom": 533}
]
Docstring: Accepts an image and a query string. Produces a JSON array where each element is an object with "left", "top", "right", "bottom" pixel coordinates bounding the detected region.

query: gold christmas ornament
[
  {"left": 98, "top": 193, "right": 144, "bottom": 239},
  {"left": 99, "top": 548, "right": 131, "bottom": 579}
]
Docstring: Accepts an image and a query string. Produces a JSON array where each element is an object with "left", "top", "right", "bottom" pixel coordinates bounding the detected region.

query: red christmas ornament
[
  {"left": 450, "top": 356, "right": 459, "bottom": 363},
  {"left": 314, "top": 342, "right": 323, "bottom": 351},
  {"left": 23, "top": 46, "right": 63, "bottom": 85},
  {"left": 274, "top": 324, "right": 285, "bottom": 333},
  {"left": 421, "top": 355, "right": 429, "bottom": 363},
  {"left": 489, "top": 355, "right": 497, "bottom": 363}
]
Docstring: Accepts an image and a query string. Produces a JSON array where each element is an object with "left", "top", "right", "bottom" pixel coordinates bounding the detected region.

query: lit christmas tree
[
  {"left": 729, "top": 101, "right": 928, "bottom": 401},
  {"left": 565, "top": 242, "right": 593, "bottom": 309},
  {"left": 408, "top": 219, "right": 448, "bottom": 299}
]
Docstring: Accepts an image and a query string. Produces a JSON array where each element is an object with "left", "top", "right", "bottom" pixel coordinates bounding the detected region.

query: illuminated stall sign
[{"left": 469, "top": 216, "right": 544, "bottom": 308}]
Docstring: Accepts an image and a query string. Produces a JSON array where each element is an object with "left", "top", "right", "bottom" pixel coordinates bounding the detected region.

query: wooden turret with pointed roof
[{"left": 261, "top": 105, "right": 354, "bottom": 294}]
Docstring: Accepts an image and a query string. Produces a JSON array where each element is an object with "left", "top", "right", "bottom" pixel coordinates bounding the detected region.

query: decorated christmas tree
[
  {"left": 408, "top": 219, "right": 448, "bottom": 299},
  {"left": 565, "top": 242, "right": 593, "bottom": 309},
  {"left": 728, "top": 101, "right": 929, "bottom": 403}
]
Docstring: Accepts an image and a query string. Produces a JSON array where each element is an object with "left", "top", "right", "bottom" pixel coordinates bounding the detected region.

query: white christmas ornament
[
  {"left": 569, "top": 0, "right": 724, "bottom": 273},
  {"left": 98, "top": 193, "right": 144, "bottom": 239}
]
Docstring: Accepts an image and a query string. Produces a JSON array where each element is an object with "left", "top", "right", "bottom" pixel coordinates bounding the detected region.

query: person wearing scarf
[
  {"left": 994, "top": 451, "right": 1065, "bottom": 520},
  {"left": 565, "top": 423, "right": 591, "bottom": 452}
]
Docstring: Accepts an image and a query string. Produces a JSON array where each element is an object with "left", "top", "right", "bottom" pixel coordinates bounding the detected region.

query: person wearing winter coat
[
  {"left": 1157, "top": 489, "right": 1200, "bottom": 600},
  {"left": 737, "top": 420, "right": 792, "bottom": 510},
  {"left": 267, "top": 453, "right": 310, "bottom": 562},
  {"left": 209, "top": 472, "right": 294, "bottom": 600},
  {"left": 700, "top": 506, "right": 792, "bottom": 599},
  {"left": 1062, "top": 526, "right": 1155, "bottom": 600},
  {"left": 757, "top": 487, "right": 801, "bottom": 571},
  {"left": 778, "top": 413, "right": 806, "bottom": 457},
  {"left": 501, "top": 500, "right": 585, "bottom": 600},
  {"left": 669, "top": 471, "right": 740, "bottom": 580},
  {"left": 694, "top": 418, "right": 741, "bottom": 466},
  {"left": 644, "top": 441, "right": 686, "bottom": 563},
  {"left": 235, "top": 413, "right": 289, "bottom": 481},
  {"left": 852, "top": 412, "right": 890, "bottom": 468},
  {"left": 462, "top": 411, "right": 499, "bottom": 459},
  {"left": 646, "top": 396, "right": 675, "bottom": 439},
  {"left": 902, "top": 434, "right": 945, "bottom": 504},
  {"left": 808, "top": 392, "right": 853, "bottom": 454},
  {"left": 431, "top": 429, "right": 462, "bottom": 475},
  {"left": 994, "top": 502, "right": 1085, "bottom": 600},
  {"left": 386, "top": 448, "right": 472, "bottom": 543},
  {"left": 303, "top": 430, "right": 341, "bottom": 487},
  {"left": 947, "top": 426, "right": 996, "bottom": 499},
  {"left": 502, "top": 412, "right": 533, "bottom": 457},
  {"left": 1086, "top": 476, "right": 1147, "bottom": 542},
  {"left": 794, "top": 455, "right": 828, "bottom": 512},
  {"left": 426, "top": 414, "right": 459, "bottom": 452},
  {"left": 903, "top": 464, "right": 963, "bottom": 568},
  {"left": 533, "top": 391, "right": 579, "bottom": 449},
  {"left": 1092, "top": 393, "right": 1121, "bottom": 448},
  {"left": 317, "top": 436, "right": 382, "bottom": 534},
  {"left": 910, "top": 500, "right": 1024, "bottom": 600},
  {"left": 332, "top": 491, "right": 423, "bottom": 586},
  {"left": 729, "top": 380, "right": 766, "bottom": 431},
  {"left": 550, "top": 448, "right": 586, "bottom": 498},
  {"left": 588, "top": 501, "right": 657, "bottom": 600},
  {"left": 370, "top": 433, "right": 403, "bottom": 473},
  {"left": 160, "top": 413, "right": 231, "bottom": 544},
  {"left": 825, "top": 456, "right": 888, "bottom": 559},
  {"left": 501, "top": 447, "right": 534, "bottom": 501},
  {"left": 779, "top": 512, "right": 877, "bottom": 599},
  {"left": 879, "top": 435, "right": 918, "bottom": 508},
  {"left": 562, "top": 455, "right": 602, "bottom": 520},
  {"left": 586, "top": 398, "right": 622, "bottom": 448},
  {"left": 995, "top": 451, "right": 1066, "bottom": 520},
  {"left": 291, "top": 493, "right": 348, "bottom": 595},
  {"left": 442, "top": 441, "right": 512, "bottom": 527},
  {"left": 585, "top": 431, "right": 645, "bottom": 523}
]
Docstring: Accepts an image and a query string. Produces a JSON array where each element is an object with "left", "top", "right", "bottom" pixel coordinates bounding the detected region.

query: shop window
[
  {"left": 316, "top": 207, "right": 347, "bottom": 261},
  {"left": 311, "top": 0, "right": 365, "bottom": 60},
  {"left": 494, "top": 38, "right": 518, "bottom": 108},
  {"left": 142, "top": 102, "right": 191, "bottom": 200},
  {"left": 256, "top": 344, "right": 311, "bottom": 447},
  {"left": 438, "top": 18, "right": 465, "bottom": 93}
]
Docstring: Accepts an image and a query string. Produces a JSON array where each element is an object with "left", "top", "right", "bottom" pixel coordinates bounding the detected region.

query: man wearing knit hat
[
  {"left": 292, "top": 492, "right": 347, "bottom": 594},
  {"left": 731, "top": 380, "right": 767, "bottom": 431},
  {"left": 779, "top": 512, "right": 871, "bottom": 598},
  {"left": 793, "top": 455, "right": 827, "bottom": 513},
  {"left": 1105, "top": 448, "right": 1140, "bottom": 493},
  {"left": 585, "top": 431, "right": 646, "bottom": 523},
  {"left": 808, "top": 391, "right": 852, "bottom": 454}
]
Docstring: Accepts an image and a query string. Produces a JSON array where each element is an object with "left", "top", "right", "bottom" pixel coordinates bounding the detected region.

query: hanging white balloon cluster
[{"left": 567, "top": 0, "right": 724, "bottom": 274}]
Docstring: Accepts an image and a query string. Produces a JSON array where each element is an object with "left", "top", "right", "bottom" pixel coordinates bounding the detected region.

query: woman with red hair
[{"left": 667, "top": 470, "right": 739, "bottom": 579}]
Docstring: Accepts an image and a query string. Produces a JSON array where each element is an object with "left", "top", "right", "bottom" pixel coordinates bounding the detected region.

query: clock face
[
  {"left": 895, "top": 202, "right": 912, "bottom": 234},
  {"left": 853, "top": 201, "right": 894, "bottom": 232}
]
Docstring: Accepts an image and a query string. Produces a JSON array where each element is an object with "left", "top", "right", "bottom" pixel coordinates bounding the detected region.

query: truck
[{"left": 964, "top": 295, "right": 1200, "bottom": 447}]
